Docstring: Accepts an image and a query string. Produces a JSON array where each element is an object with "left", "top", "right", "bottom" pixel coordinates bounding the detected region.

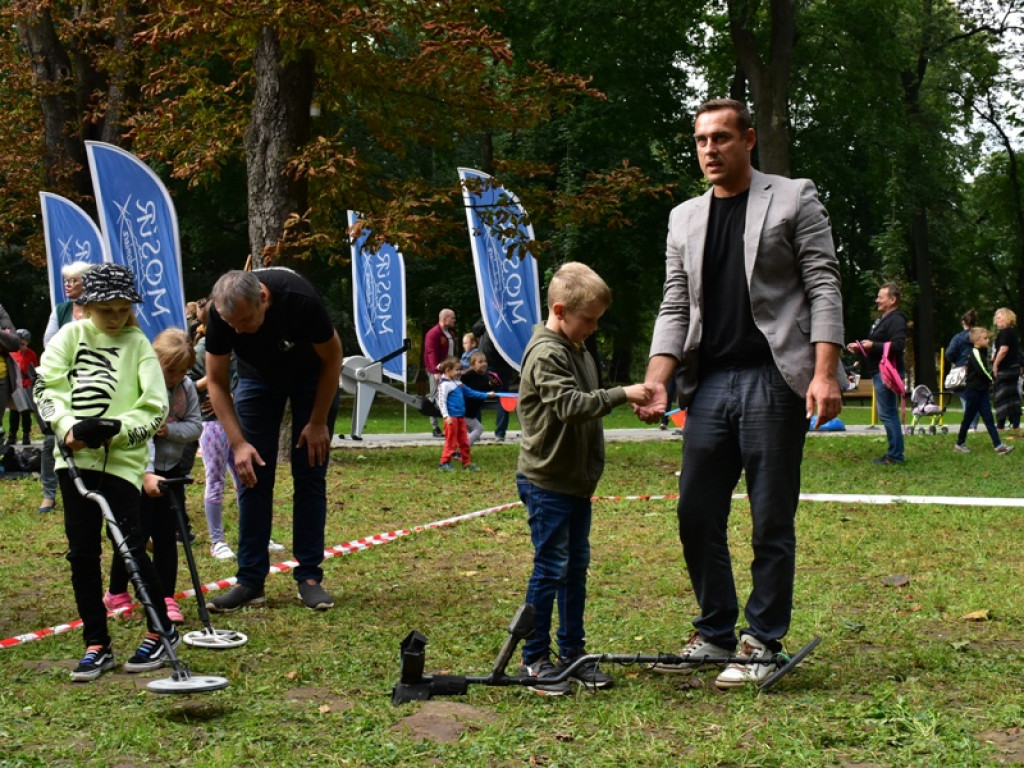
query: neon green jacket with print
[{"left": 34, "top": 319, "right": 168, "bottom": 490}]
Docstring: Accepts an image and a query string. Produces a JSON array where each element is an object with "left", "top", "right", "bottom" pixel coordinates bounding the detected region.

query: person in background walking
[
  {"left": 945, "top": 309, "right": 978, "bottom": 430},
  {"left": 992, "top": 307, "right": 1021, "bottom": 430},
  {"left": 953, "top": 326, "right": 1014, "bottom": 456}
]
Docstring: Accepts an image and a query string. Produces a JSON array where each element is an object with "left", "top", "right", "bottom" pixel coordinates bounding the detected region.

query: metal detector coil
[
  {"left": 157, "top": 477, "right": 248, "bottom": 651},
  {"left": 392, "top": 603, "right": 821, "bottom": 703}
]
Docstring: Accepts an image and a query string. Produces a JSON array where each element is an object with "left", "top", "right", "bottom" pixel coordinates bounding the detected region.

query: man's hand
[
  {"left": 806, "top": 373, "right": 843, "bottom": 428},
  {"left": 296, "top": 421, "right": 331, "bottom": 467},
  {"left": 233, "top": 442, "right": 265, "bottom": 488}
]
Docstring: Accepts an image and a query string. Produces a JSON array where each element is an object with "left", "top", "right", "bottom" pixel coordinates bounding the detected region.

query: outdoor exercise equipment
[
  {"left": 391, "top": 604, "right": 820, "bottom": 704},
  {"left": 158, "top": 477, "right": 248, "bottom": 651},
  {"left": 340, "top": 340, "right": 433, "bottom": 440},
  {"left": 31, "top": 405, "right": 229, "bottom": 694}
]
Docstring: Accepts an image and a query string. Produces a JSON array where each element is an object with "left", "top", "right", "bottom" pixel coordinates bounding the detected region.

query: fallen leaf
[
  {"left": 460, "top": 570, "right": 479, "bottom": 577},
  {"left": 961, "top": 609, "right": 990, "bottom": 621},
  {"left": 285, "top": 670, "right": 298, "bottom": 680},
  {"left": 555, "top": 732, "right": 574, "bottom": 742},
  {"left": 319, "top": 704, "right": 331, "bottom": 713}
]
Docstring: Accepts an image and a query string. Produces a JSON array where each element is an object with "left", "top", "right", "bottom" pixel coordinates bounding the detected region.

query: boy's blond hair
[
  {"left": 547, "top": 262, "right": 611, "bottom": 313},
  {"left": 152, "top": 328, "right": 196, "bottom": 371},
  {"left": 969, "top": 326, "right": 990, "bottom": 345},
  {"left": 468, "top": 351, "right": 488, "bottom": 365}
]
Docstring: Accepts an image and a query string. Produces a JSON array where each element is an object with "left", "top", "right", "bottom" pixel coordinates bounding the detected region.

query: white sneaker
[
  {"left": 267, "top": 539, "right": 285, "bottom": 552},
  {"left": 953, "top": 443, "right": 970, "bottom": 453},
  {"left": 210, "top": 541, "right": 235, "bottom": 560},
  {"left": 995, "top": 444, "right": 1015, "bottom": 455},
  {"left": 715, "top": 633, "right": 775, "bottom": 689},
  {"left": 650, "top": 630, "right": 731, "bottom": 673}
]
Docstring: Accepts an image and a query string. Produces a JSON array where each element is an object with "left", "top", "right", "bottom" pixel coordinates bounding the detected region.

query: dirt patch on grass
[
  {"left": 978, "top": 728, "right": 1024, "bottom": 764},
  {"left": 391, "top": 700, "right": 499, "bottom": 744}
]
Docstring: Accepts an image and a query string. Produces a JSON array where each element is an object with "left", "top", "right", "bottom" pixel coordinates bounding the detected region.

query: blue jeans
[
  {"left": 517, "top": 476, "right": 591, "bottom": 663},
  {"left": 676, "top": 364, "right": 807, "bottom": 651},
  {"left": 957, "top": 388, "right": 1000, "bottom": 447},
  {"left": 233, "top": 376, "right": 339, "bottom": 589},
  {"left": 872, "top": 374, "right": 905, "bottom": 462}
]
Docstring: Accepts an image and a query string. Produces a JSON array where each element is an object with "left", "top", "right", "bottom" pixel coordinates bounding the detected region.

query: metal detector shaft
[{"left": 157, "top": 477, "right": 209, "bottom": 626}]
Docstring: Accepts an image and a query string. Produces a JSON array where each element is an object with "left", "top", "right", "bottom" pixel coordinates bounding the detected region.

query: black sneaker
[
  {"left": 70, "top": 645, "right": 116, "bottom": 682},
  {"left": 123, "top": 628, "right": 181, "bottom": 673},
  {"left": 432, "top": 427, "right": 444, "bottom": 438},
  {"left": 297, "top": 580, "right": 334, "bottom": 610},
  {"left": 558, "top": 655, "right": 614, "bottom": 690},
  {"left": 207, "top": 583, "right": 266, "bottom": 613},
  {"left": 517, "top": 659, "right": 571, "bottom": 696}
]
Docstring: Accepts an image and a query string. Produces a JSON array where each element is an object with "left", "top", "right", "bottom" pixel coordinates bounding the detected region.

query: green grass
[{"left": 2, "top": 427, "right": 1023, "bottom": 766}]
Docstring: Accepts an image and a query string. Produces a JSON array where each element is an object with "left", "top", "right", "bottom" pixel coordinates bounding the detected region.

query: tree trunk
[
  {"left": 728, "top": 0, "right": 796, "bottom": 176},
  {"left": 245, "top": 25, "right": 314, "bottom": 267},
  {"left": 245, "top": 26, "right": 315, "bottom": 462},
  {"left": 15, "top": 7, "right": 88, "bottom": 193}
]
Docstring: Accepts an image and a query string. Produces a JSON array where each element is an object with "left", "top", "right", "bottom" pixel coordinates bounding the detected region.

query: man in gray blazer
[{"left": 637, "top": 99, "right": 844, "bottom": 689}]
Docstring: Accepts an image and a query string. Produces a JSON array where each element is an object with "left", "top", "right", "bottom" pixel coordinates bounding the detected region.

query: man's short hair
[
  {"left": 880, "top": 282, "right": 901, "bottom": 303},
  {"left": 547, "top": 262, "right": 611, "bottom": 313},
  {"left": 211, "top": 270, "right": 261, "bottom": 317},
  {"left": 696, "top": 98, "right": 753, "bottom": 133}
]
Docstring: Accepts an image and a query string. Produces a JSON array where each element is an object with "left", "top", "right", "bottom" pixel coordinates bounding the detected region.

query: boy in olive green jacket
[{"left": 514, "top": 262, "right": 651, "bottom": 695}]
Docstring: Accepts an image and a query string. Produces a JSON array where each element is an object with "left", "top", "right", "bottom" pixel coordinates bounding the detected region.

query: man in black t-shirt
[{"left": 205, "top": 268, "right": 343, "bottom": 612}]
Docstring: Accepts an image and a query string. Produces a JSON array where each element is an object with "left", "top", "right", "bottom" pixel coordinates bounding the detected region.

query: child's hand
[
  {"left": 624, "top": 383, "right": 653, "bottom": 405},
  {"left": 143, "top": 473, "right": 165, "bottom": 497},
  {"left": 487, "top": 392, "right": 497, "bottom": 399}
]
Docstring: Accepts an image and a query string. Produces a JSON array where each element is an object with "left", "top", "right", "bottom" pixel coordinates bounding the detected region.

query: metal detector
[
  {"left": 28, "top": 397, "right": 229, "bottom": 694},
  {"left": 391, "top": 604, "right": 821, "bottom": 704},
  {"left": 157, "top": 477, "right": 248, "bottom": 650}
]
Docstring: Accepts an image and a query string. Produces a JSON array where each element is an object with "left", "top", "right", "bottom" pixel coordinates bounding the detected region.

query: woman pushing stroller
[{"left": 33, "top": 263, "right": 180, "bottom": 682}]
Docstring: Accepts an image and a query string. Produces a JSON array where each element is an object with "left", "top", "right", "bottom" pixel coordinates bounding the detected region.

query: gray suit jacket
[{"left": 649, "top": 169, "right": 844, "bottom": 406}]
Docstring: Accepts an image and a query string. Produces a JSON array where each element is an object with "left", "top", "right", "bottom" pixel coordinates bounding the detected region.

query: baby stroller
[{"left": 907, "top": 384, "right": 948, "bottom": 435}]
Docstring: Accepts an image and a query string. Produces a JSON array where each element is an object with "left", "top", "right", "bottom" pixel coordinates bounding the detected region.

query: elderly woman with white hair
[{"left": 37, "top": 260, "right": 94, "bottom": 513}]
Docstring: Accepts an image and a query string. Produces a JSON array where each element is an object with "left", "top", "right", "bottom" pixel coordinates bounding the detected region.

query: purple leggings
[{"left": 200, "top": 421, "right": 239, "bottom": 543}]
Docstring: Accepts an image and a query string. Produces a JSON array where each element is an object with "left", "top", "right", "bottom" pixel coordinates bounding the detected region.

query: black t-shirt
[
  {"left": 699, "top": 191, "right": 773, "bottom": 368},
  {"left": 205, "top": 267, "right": 336, "bottom": 389},
  {"left": 995, "top": 328, "right": 1021, "bottom": 375}
]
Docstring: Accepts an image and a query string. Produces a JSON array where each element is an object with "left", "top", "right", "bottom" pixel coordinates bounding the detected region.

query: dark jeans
[
  {"left": 957, "top": 388, "right": 1000, "bottom": 447},
  {"left": 872, "top": 374, "right": 905, "bottom": 461},
  {"left": 108, "top": 464, "right": 186, "bottom": 599},
  {"left": 517, "top": 475, "right": 592, "bottom": 663},
  {"left": 60, "top": 469, "right": 172, "bottom": 647},
  {"left": 676, "top": 364, "right": 807, "bottom": 652},
  {"left": 233, "top": 375, "right": 339, "bottom": 589}
]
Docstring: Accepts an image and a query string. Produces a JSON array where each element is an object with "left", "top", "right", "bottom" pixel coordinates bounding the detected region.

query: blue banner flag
[
  {"left": 38, "top": 192, "right": 107, "bottom": 307},
  {"left": 348, "top": 211, "right": 407, "bottom": 382},
  {"left": 458, "top": 168, "right": 541, "bottom": 372},
  {"left": 86, "top": 141, "right": 186, "bottom": 339}
]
